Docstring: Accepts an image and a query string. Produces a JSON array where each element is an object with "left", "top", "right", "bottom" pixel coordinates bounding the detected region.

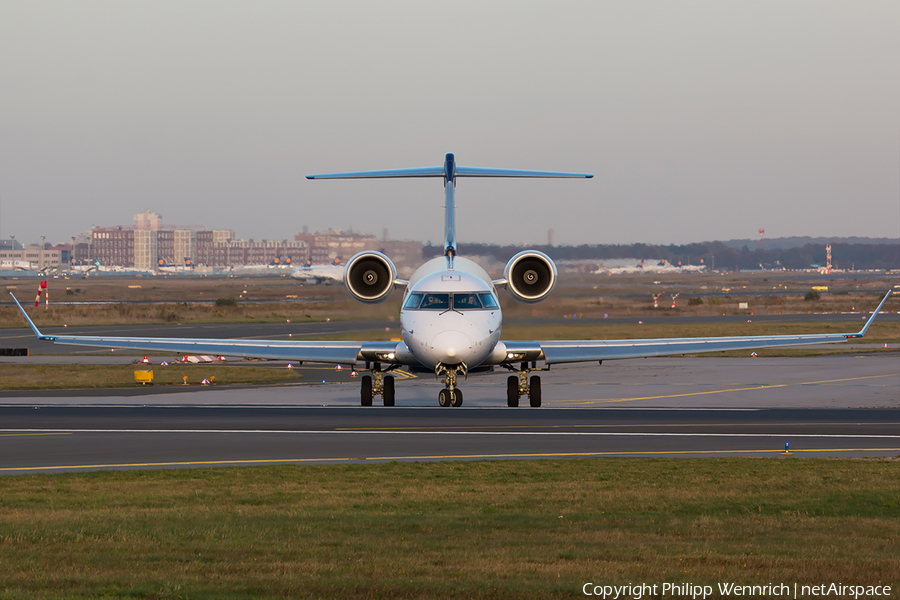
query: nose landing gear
[
  {"left": 436, "top": 362, "right": 467, "bottom": 407},
  {"left": 505, "top": 362, "right": 542, "bottom": 407}
]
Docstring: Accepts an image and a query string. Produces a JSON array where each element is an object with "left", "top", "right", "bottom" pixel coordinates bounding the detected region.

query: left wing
[
  {"left": 10, "top": 293, "right": 398, "bottom": 365},
  {"left": 501, "top": 290, "right": 892, "bottom": 365}
]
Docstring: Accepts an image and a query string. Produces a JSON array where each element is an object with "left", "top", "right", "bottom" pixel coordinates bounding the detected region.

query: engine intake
[
  {"left": 503, "top": 250, "right": 557, "bottom": 303},
  {"left": 344, "top": 251, "right": 397, "bottom": 304}
]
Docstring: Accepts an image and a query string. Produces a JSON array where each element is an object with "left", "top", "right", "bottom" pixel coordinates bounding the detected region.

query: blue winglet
[
  {"left": 847, "top": 290, "right": 892, "bottom": 338},
  {"left": 10, "top": 293, "right": 54, "bottom": 340}
]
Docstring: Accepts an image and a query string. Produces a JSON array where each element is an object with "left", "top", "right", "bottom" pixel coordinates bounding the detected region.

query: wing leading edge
[
  {"left": 508, "top": 290, "right": 892, "bottom": 365},
  {"left": 9, "top": 293, "right": 398, "bottom": 365}
]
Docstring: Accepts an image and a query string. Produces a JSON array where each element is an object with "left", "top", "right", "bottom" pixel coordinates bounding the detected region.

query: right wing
[
  {"left": 500, "top": 290, "right": 892, "bottom": 365},
  {"left": 10, "top": 293, "right": 399, "bottom": 365}
]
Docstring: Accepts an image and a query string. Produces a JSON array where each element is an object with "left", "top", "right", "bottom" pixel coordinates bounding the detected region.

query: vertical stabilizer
[
  {"left": 443, "top": 153, "right": 457, "bottom": 266},
  {"left": 306, "top": 155, "right": 592, "bottom": 270}
]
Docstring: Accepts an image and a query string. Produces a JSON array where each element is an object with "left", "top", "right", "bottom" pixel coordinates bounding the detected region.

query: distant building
[
  {"left": 91, "top": 228, "right": 136, "bottom": 267},
  {"left": 294, "top": 230, "right": 380, "bottom": 265},
  {"left": 134, "top": 210, "right": 163, "bottom": 230},
  {"left": 0, "top": 243, "right": 62, "bottom": 270}
]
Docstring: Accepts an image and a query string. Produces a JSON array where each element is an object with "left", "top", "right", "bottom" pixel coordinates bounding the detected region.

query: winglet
[
  {"left": 847, "top": 290, "right": 892, "bottom": 338},
  {"left": 10, "top": 293, "right": 54, "bottom": 340}
]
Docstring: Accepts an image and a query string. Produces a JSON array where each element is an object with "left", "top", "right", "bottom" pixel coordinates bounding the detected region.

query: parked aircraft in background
[
  {"left": 12, "top": 154, "right": 893, "bottom": 408},
  {"left": 290, "top": 259, "right": 345, "bottom": 284},
  {"left": 1, "top": 259, "right": 41, "bottom": 271},
  {"left": 157, "top": 257, "right": 195, "bottom": 274},
  {"left": 269, "top": 256, "right": 293, "bottom": 267},
  {"left": 69, "top": 258, "right": 151, "bottom": 276}
]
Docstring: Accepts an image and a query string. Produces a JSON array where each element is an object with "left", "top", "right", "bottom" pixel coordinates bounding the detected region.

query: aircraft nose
[{"left": 431, "top": 330, "right": 472, "bottom": 364}]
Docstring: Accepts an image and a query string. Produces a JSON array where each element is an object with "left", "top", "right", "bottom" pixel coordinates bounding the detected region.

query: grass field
[
  {"left": 0, "top": 364, "right": 304, "bottom": 390},
  {"left": 3, "top": 272, "right": 896, "bottom": 328},
  {"left": 1, "top": 459, "right": 898, "bottom": 599}
]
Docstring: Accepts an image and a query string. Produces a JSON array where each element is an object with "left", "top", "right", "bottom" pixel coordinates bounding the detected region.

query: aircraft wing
[
  {"left": 503, "top": 290, "right": 892, "bottom": 365},
  {"left": 10, "top": 293, "right": 398, "bottom": 365}
]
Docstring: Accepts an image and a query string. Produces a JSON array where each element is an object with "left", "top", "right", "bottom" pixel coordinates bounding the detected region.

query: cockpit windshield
[
  {"left": 420, "top": 293, "right": 450, "bottom": 310},
  {"left": 403, "top": 291, "right": 499, "bottom": 311},
  {"left": 403, "top": 293, "right": 423, "bottom": 309},
  {"left": 453, "top": 293, "right": 482, "bottom": 309},
  {"left": 478, "top": 293, "right": 499, "bottom": 309}
]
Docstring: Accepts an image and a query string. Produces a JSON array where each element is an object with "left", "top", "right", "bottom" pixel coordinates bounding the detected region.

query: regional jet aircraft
[
  {"left": 290, "top": 260, "right": 345, "bottom": 284},
  {"left": 12, "top": 154, "right": 892, "bottom": 408}
]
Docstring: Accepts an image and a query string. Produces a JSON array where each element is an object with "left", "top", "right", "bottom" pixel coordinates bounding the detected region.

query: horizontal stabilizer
[
  {"left": 307, "top": 154, "right": 593, "bottom": 180},
  {"left": 455, "top": 166, "right": 592, "bottom": 178},
  {"left": 307, "top": 166, "right": 445, "bottom": 180}
]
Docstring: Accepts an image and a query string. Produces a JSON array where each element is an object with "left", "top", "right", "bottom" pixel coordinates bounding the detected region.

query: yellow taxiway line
[{"left": 566, "top": 373, "right": 898, "bottom": 405}]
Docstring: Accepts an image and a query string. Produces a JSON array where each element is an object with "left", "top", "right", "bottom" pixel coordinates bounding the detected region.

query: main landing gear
[
  {"left": 506, "top": 362, "right": 541, "bottom": 407},
  {"left": 359, "top": 362, "right": 396, "bottom": 407},
  {"left": 435, "top": 362, "right": 467, "bottom": 407}
]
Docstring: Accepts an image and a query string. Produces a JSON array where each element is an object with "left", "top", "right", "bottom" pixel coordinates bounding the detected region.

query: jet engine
[
  {"left": 344, "top": 251, "right": 398, "bottom": 304},
  {"left": 503, "top": 250, "right": 557, "bottom": 303}
]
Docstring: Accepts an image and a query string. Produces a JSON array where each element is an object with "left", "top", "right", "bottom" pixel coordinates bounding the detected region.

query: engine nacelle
[
  {"left": 344, "top": 251, "right": 398, "bottom": 304},
  {"left": 503, "top": 250, "right": 557, "bottom": 303}
]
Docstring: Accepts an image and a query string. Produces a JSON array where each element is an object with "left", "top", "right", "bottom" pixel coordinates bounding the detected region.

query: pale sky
[{"left": 1, "top": 1, "right": 898, "bottom": 247}]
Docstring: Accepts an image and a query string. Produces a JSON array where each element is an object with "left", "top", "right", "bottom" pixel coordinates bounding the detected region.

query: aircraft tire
[
  {"left": 450, "top": 388, "right": 463, "bottom": 407},
  {"left": 361, "top": 375, "right": 373, "bottom": 407},
  {"left": 383, "top": 375, "right": 395, "bottom": 407},
  {"left": 529, "top": 375, "right": 541, "bottom": 407},
  {"left": 439, "top": 389, "right": 451, "bottom": 407},
  {"left": 507, "top": 376, "right": 519, "bottom": 407}
]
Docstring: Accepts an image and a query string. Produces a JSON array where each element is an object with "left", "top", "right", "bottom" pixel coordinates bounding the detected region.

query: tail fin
[{"left": 307, "top": 153, "right": 593, "bottom": 261}]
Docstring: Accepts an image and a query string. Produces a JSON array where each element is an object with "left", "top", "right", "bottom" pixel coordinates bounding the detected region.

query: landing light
[{"left": 507, "top": 352, "right": 525, "bottom": 360}]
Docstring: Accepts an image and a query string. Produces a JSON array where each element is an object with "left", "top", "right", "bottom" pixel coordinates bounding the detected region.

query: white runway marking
[{"left": 3, "top": 429, "right": 898, "bottom": 439}]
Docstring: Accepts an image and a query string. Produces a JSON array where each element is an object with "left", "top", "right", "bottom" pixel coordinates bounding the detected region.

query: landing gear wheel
[
  {"left": 438, "top": 388, "right": 451, "bottom": 407},
  {"left": 507, "top": 376, "right": 519, "bottom": 407},
  {"left": 529, "top": 375, "right": 541, "bottom": 407},
  {"left": 361, "top": 375, "right": 373, "bottom": 407},
  {"left": 450, "top": 388, "right": 463, "bottom": 407},
  {"left": 383, "top": 375, "right": 395, "bottom": 407}
]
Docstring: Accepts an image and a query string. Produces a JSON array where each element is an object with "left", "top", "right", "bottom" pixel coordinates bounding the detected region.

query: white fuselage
[{"left": 399, "top": 257, "right": 502, "bottom": 370}]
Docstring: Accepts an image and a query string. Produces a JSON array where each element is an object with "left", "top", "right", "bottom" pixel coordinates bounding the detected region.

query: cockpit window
[
  {"left": 478, "top": 293, "right": 499, "bottom": 309},
  {"left": 403, "top": 293, "right": 423, "bottom": 309},
  {"left": 420, "top": 293, "right": 450, "bottom": 309},
  {"left": 453, "top": 293, "right": 482, "bottom": 310},
  {"left": 408, "top": 292, "right": 496, "bottom": 311}
]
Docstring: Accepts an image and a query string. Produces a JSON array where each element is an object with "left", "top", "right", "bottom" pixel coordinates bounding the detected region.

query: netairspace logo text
[{"left": 581, "top": 582, "right": 893, "bottom": 599}]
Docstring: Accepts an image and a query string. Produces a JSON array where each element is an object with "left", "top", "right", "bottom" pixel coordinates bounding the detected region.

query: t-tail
[{"left": 307, "top": 153, "right": 592, "bottom": 266}]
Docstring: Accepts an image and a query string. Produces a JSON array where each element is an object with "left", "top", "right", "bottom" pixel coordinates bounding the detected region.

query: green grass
[
  {"left": 0, "top": 364, "right": 305, "bottom": 390},
  {"left": 1, "top": 459, "right": 898, "bottom": 599}
]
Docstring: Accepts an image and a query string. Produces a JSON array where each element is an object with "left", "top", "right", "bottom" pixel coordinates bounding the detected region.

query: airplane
[
  {"left": 1, "top": 259, "right": 41, "bottom": 271},
  {"left": 11, "top": 153, "right": 893, "bottom": 408},
  {"left": 157, "top": 257, "right": 195, "bottom": 274},
  {"left": 290, "top": 259, "right": 345, "bottom": 284},
  {"left": 269, "top": 256, "right": 293, "bottom": 268}
]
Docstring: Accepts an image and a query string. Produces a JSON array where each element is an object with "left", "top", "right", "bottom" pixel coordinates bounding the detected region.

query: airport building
[
  {"left": 293, "top": 229, "right": 423, "bottom": 269},
  {"left": 0, "top": 243, "right": 63, "bottom": 271},
  {"left": 6, "top": 212, "right": 419, "bottom": 273}
]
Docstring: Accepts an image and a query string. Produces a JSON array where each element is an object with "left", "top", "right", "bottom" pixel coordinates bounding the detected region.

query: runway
[
  {"left": 1, "top": 406, "right": 898, "bottom": 475},
  {"left": 2, "top": 355, "right": 898, "bottom": 474}
]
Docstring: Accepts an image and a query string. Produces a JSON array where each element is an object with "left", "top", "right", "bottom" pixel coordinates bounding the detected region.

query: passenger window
[
  {"left": 478, "top": 293, "right": 499, "bottom": 309},
  {"left": 453, "top": 293, "right": 482, "bottom": 310},
  {"left": 403, "top": 293, "right": 423, "bottom": 309},
  {"left": 421, "top": 293, "right": 450, "bottom": 309}
]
